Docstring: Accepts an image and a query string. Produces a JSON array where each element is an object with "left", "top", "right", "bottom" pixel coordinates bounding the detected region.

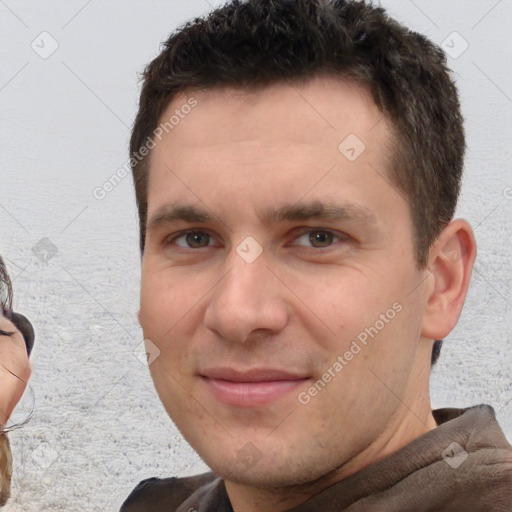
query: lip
[{"left": 200, "top": 368, "right": 310, "bottom": 407}]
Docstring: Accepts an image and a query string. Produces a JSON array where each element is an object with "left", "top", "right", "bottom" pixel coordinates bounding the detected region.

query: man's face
[{"left": 139, "top": 76, "right": 433, "bottom": 488}]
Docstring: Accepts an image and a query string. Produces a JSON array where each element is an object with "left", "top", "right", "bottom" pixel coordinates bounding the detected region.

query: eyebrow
[
  {"left": 146, "top": 200, "right": 378, "bottom": 232},
  {"left": 147, "top": 204, "right": 212, "bottom": 232},
  {"left": 262, "top": 201, "right": 378, "bottom": 227}
]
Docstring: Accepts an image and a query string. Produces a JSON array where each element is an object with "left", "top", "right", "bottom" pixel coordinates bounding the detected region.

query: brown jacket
[{"left": 121, "top": 404, "right": 512, "bottom": 511}]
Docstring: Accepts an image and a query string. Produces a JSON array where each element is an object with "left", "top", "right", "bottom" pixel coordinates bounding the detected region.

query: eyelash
[{"left": 164, "top": 228, "right": 349, "bottom": 250}]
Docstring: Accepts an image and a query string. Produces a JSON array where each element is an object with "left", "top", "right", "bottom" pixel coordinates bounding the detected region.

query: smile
[{"left": 199, "top": 368, "right": 310, "bottom": 407}]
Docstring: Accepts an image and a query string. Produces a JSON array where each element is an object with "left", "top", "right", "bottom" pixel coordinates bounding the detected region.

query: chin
[{"left": 201, "top": 446, "right": 334, "bottom": 490}]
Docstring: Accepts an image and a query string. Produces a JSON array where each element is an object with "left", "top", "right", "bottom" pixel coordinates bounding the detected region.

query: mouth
[{"left": 199, "top": 368, "right": 310, "bottom": 407}]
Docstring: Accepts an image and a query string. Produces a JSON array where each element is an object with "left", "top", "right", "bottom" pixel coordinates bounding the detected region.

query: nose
[{"left": 203, "top": 251, "right": 289, "bottom": 344}]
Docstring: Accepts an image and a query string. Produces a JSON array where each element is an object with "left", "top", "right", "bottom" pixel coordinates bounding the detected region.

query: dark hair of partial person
[
  {"left": 0, "top": 256, "right": 13, "bottom": 313},
  {"left": 0, "top": 257, "right": 35, "bottom": 357},
  {"left": 129, "top": 0, "right": 464, "bottom": 366}
]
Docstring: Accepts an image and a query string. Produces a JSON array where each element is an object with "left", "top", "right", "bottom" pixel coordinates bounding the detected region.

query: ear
[{"left": 421, "top": 219, "right": 477, "bottom": 340}]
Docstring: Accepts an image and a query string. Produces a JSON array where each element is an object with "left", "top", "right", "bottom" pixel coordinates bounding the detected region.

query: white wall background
[{"left": 0, "top": 0, "right": 510, "bottom": 510}]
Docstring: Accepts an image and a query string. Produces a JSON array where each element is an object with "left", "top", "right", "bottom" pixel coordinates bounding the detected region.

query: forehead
[
  {"left": 159, "top": 76, "right": 387, "bottom": 152},
  {"left": 145, "top": 76, "right": 401, "bottom": 223}
]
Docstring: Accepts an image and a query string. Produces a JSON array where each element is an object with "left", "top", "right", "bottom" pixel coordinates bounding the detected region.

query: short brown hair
[{"left": 130, "top": 0, "right": 465, "bottom": 365}]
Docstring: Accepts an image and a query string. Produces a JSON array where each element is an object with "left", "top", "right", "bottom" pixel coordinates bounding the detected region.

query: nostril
[{"left": 9, "top": 312, "right": 35, "bottom": 358}]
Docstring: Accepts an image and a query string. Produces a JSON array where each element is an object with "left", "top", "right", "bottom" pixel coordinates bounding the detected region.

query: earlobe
[{"left": 421, "top": 219, "right": 477, "bottom": 340}]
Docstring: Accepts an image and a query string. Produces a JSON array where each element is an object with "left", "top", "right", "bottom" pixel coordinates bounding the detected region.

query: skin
[
  {"left": 0, "top": 314, "right": 31, "bottom": 426},
  {"left": 138, "top": 76, "right": 476, "bottom": 512}
]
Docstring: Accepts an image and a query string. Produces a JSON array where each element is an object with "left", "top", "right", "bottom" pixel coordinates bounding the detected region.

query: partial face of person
[
  {"left": 139, "top": 76, "right": 434, "bottom": 488},
  {"left": 0, "top": 312, "right": 31, "bottom": 426}
]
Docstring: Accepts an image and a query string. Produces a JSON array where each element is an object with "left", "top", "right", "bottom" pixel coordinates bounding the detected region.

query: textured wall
[{"left": 0, "top": 1, "right": 510, "bottom": 510}]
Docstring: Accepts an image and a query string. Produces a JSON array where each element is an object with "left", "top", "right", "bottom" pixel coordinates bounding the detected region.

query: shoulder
[{"left": 120, "top": 471, "right": 217, "bottom": 512}]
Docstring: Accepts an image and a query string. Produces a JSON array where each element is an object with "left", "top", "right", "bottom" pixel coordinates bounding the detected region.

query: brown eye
[
  {"left": 309, "top": 231, "right": 334, "bottom": 248},
  {"left": 186, "top": 232, "right": 210, "bottom": 248},
  {"left": 291, "top": 229, "right": 348, "bottom": 250},
  {"left": 172, "top": 231, "right": 215, "bottom": 249}
]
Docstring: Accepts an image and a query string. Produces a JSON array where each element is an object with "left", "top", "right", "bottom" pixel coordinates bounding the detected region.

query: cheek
[
  {"left": 139, "top": 271, "right": 202, "bottom": 371},
  {"left": 140, "top": 276, "right": 181, "bottom": 361},
  {"left": 301, "top": 270, "right": 384, "bottom": 334},
  {"left": 140, "top": 270, "right": 187, "bottom": 326},
  {"left": 315, "top": 271, "right": 416, "bottom": 360},
  {"left": 140, "top": 260, "right": 213, "bottom": 314}
]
